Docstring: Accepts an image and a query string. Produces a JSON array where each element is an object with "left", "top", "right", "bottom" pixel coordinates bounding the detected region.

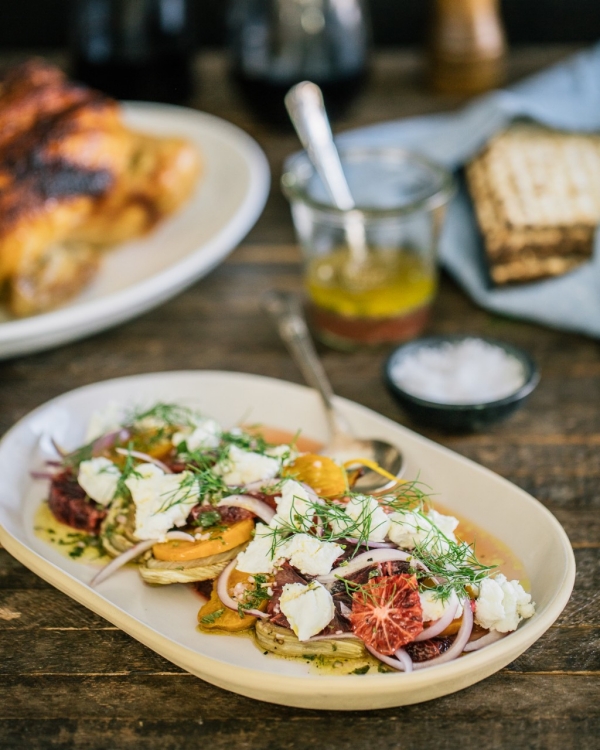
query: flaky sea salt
[{"left": 390, "top": 338, "right": 526, "bottom": 405}]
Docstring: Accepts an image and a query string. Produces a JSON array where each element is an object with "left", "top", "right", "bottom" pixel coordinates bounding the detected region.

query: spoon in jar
[
  {"left": 262, "top": 290, "right": 404, "bottom": 492},
  {"left": 284, "top": 80, "right": 367, "bottom": 275}
]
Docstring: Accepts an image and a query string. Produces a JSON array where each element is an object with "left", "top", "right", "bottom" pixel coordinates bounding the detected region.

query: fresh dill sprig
[
  {"left": 112, "top": 443, "right": 142, "bottom": 501},
  {"left": 262, "top": 491, "right": 388, "bottom": 560},
  {"left": 56, "top": 532, "right": 104, "bottom": 559},
  {"left": 126, "top": 402, "right": 202, "bottom": 429},
  {"left": 192, "top": 510, "right": 222, "bottom": 529},
  {"left": 337, "top": 575, "right": 380, "bottom": 607},
  {"left": 154, "top": 465, "right": 230, "bottom": 514},
  {"left": 414, "top": 536, "right": 496, "bottom": 602},
  {"left": 200, "top": 608, "right": 225, "bottom": 625},
  {"left": 236, "top": 573, "right": 272, "bottom": 618},
  {"left": 62, "top": 440, "right": 95, "bottom": 469},
  {"left": 377, "top": 477, "right": 434, "bottom": 514},
  {"left": 220, "top": 429, "right": 269, "bottom": 454}
]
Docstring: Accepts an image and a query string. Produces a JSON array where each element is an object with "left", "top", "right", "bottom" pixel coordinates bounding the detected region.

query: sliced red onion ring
[
  {"left": 463, "top": 629, "right": 506, "bottom": 652},
  {"left": 414, "top": 592, "right": 459, "bottom": 642},
  {"left": 299, "top": 482, "right": 322, "bottom": 504},
  {"left": 216, "top": 559, "right": 269, "bottom": 619},
  {"left": 92, "top": 429, "right": 131, "bottom": 454},
  {"left": 341, "top": 538, "right": 395, "bottom": 549},
  {"left": 394, "top": 648, "right": 414, "bottom": 673},
  {"left": 365, "top": 644, "right": 413, "bottom": 673},
  {"left": 318, "top": 548, "right": 431, "bottom": 585},
  {"left": 115, "top": 447, "right": 172, "bottom": 473},
  {"left": 30, "top": 470, "right": 59, "bottom": 480},
  {"left": 412, "top": 598, "right": 474, "bottom": 670},
  {"left": 217, "top": 495, "right": 275, "bottom": 524},
  {"left": 90, "top": 530, "right": 194, "bottom": 587}
]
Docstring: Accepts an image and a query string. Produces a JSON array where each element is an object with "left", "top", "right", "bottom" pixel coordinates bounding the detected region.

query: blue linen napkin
[{"left": 337, "top": 44, "right": 600, "bottom": 338}]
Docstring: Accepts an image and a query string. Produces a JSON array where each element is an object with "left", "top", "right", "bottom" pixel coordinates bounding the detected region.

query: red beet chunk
[{"left": 48, "top": 469, "right": 106, "bottom": 534}]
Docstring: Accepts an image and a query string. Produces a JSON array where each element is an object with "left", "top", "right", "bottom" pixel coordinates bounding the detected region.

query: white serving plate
[
  {"left": 0, "top": 371, "right": 575, "bottom": 710},
  {"left": 0, "top": 105, "right": 269, "bottom": 359}
]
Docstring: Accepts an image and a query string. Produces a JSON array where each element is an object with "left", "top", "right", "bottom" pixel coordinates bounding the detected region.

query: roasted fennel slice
[
  {"left": 255, "top": 620, "right": 366, "bottom": 660},
  {"left": 138, "top": 543, "right": 247, "bottom": 585},
  {"left": 100, "top": 498, "right": 137, "bottom": 558}
]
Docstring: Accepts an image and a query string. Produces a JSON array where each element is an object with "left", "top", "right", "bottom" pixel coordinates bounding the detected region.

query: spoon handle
[
  {"left": 284, "top": 81, "right": 355, "bottom": 210},
  {"left": 285, "top": 81, "right": 368, "bottom": 268},
  {"left": 261, "top": 291, "right": 349, "bottom": 438}
]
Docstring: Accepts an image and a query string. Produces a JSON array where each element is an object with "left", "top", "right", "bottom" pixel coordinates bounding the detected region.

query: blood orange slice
[{"left": 349, "top": 573, "right": 424, "bottom": 655}]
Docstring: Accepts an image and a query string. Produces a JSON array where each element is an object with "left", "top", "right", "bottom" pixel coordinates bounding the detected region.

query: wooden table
[{"left": 1, "top": 48, "right": 598, "bottom": 749}]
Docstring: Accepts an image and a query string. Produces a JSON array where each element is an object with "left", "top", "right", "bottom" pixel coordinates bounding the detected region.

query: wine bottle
[
  {"left": 228, "top": 0, "right": 370, "bottom": 126},
  {"left": 70, "top": 0, "right": 195, "bottom": 104}
]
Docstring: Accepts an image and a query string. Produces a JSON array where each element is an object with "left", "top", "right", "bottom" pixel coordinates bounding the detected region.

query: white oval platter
[{"left": 0, "top": 371, "right": 575, "bottom": 710}]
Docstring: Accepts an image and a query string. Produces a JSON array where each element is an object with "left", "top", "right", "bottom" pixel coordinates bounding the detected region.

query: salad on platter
[{"left": 33, "top": 402, "right": 535, "bottom": 674}]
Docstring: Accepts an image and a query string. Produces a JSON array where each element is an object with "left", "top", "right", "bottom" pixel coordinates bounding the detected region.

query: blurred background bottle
[
  {"left": 70, "top": 0, "right": 195, "bottom": 103},
  {"left": 428, "top": 0, "right": 506, "bottom": 95},
  {"left": 228, "top": 0, "right": 370, "bottom": 126}
]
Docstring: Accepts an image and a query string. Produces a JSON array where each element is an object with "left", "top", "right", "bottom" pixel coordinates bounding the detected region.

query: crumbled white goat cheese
[
  {"left": 235, "top": 523, "right": 282, "bottom": 574},
  {"left": 78, "top": 457, "right": 121, "bottom": 506},
  {"left": 235, "top": 523, "right": 342, "bottom": 577},
  {"left": 273, "top": 479, "right": 316, "bottom": 532},
  {"left": 475, "top": 574, "right": 535, "bottom": 633},
  {"left": 125, "top": 463, "right": 197, "bottom": 541},
  {"left": 280, "top": 533, "right": 343, "bottom": 576},
  {"left": 265, "top": 443, "right": 298, "bottom": 466},
  {"left": 419, "top": 590, "right": 463, "bottom": 623},
  {"left": 172, "top": 418, "right": 221, "bottom": 451},
  {"left": 388, "top": 509, "right": 458, "bottom": 552},
  {"left": 332, "top": 494, "right": 390, "bottom": 542},
  {"left": 213, "top": 444, "right": 280, "bottom": 486},
  {"left": 279, "top": 581, "right": 335, "bottom": 641},
  {"left": 135, "top": 416, "right": 169, "bottom": 432}
]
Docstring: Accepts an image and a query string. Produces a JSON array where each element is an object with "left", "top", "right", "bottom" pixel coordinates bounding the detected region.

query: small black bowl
[{"left": 384, "top": 335, "right": 540, "bottom": 432}]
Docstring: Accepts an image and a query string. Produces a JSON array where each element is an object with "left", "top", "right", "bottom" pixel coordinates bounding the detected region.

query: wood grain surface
[{"left": 0, "top": 48, "right": 598, "bottom": 750}]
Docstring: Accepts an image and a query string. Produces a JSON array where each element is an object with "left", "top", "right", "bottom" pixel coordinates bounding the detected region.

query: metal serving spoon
[{"left": 262, "top": 290, "right": 404, "bottom": 492}]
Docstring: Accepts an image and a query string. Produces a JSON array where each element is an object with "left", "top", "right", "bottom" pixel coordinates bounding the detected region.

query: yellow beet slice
[
  {"left": 197, "top": 569, "right": 265, "bottom": 632},
  {"left": 282, "top": 453, "right": 347, "bottom": 498},
  {"left": 152, "top": 518, "right": 254, "bottom": 562}
]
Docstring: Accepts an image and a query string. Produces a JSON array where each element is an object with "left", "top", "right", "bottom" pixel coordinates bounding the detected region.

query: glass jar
[
  {"left": 228, "top": 0, "right": 370, "bottom": 125},
  {"left": 282, "top": 146, "right": 454, "bottom": 349}
]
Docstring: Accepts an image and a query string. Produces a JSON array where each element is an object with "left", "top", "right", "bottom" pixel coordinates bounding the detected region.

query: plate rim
[
  {"left": 0, "top": 105, "right": 270, "bottom": 356},
  {"left": 0, "top": 370, "right": 576, "bottom": 709}
]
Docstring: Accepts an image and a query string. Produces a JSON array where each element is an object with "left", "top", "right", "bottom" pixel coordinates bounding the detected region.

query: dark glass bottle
[
  {"left": 70, "top": 0, "right": 195, "bottom": 104},
  {"left": 228, "top": 0, "right": 370, "bottom": 126}
]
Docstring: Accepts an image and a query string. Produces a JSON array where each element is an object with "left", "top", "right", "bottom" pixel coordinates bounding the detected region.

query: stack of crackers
[{"left": 466, "top": 123, "right": 600, "bottom": 284}]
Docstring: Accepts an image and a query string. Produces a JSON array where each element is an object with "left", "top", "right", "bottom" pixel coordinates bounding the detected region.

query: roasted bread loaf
[
  {"left": 466, "top": 124, "right": 600, "bottom": 284},
  {"left": 0, "top": 59, "right": 200, "bottom": 316}
]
